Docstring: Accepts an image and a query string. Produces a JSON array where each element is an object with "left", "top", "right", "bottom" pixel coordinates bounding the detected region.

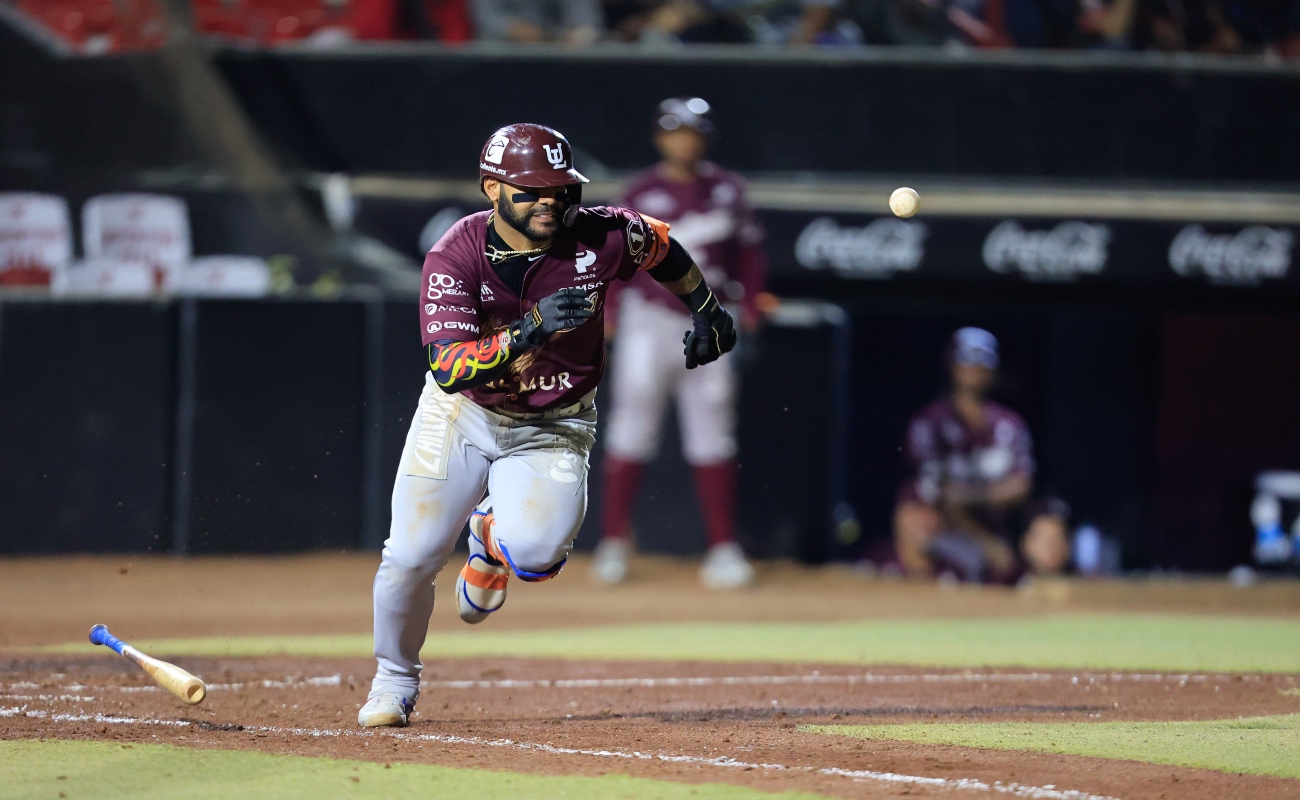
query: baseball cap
[
  {"left": 656, "top": 97, "right": 715, "bottom": 135},
  {"left": 951, "top": 327, "right": 999, "bottom": 368}
]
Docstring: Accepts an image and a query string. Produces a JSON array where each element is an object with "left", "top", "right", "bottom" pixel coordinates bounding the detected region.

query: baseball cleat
[
  {"left": 357, "top": 692, "right": 414, "bottom": 728},
  {"left": 591, "top": 537, "right": 631, "bottom": 585},
  {"left": 700, "top": 541, "right": 755, "bottom": 590},
  {"left": 457, "top": 501, "right": 509, "bottom": 624}
]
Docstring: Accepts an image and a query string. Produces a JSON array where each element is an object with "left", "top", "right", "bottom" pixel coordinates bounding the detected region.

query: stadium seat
[
  {"left": 15, "top": 0, "right": 164, "bottom": 53},
  {"left": 82, "top": 193, "right": 191, "bottom": 294},
  {"left": 0, "top": 193, "right": 73, "bottom": 288},
  {"left": 52, "top": 257, "right": 158, "bottom": 298},
  {"left": 181, "top": 256, "right": 273, "bottom": 297}
]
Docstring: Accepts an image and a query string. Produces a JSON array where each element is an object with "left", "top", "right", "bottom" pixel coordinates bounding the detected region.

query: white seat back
[
  {"left": 181, "top": 256, "right": 273, "bottom": 297},
  {"left": 0, "top": 193, "right": 72, "bottom": 287},
  {"left": 82, "top": 193, "right": 191, "bottom": 292},
  {"left": 53, "top": 258, "right": 158, "bottom": 298}
]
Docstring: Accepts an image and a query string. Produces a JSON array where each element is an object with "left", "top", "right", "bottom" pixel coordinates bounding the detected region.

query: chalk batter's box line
[
  {"left": 0, "top": 704, "right": 1119, "bottom": 800},
  {"left": 4, "top": 671, "right": 1241, "bottom": 697}
]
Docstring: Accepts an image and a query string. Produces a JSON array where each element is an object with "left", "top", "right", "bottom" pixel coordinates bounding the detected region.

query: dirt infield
[
  {"left": 4, "top": 655, "right": 1299, "bottom": 799},
  {"left": 3, "top": 554, "right": 1300, "bottom": 799}
]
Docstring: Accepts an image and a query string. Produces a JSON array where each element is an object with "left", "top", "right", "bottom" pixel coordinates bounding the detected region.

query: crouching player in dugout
[{"left": 358, "top": 122, "right": 737, "bottom": 727}]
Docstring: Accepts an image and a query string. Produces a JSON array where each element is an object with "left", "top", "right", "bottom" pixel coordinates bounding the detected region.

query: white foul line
[
  {"left": 1, "top": 704, "right": 1118, "bottom": 800},
  {"left": 5, "top": 670, "right": 1232, "bottom": 697}
]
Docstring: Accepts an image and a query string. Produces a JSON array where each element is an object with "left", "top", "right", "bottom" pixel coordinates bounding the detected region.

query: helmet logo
[
  {"left": 543, "top": 143, "right": 566, "bottom": 168},
  {"left": 484, "top": 135, "right": 509, "bottom": 165}
]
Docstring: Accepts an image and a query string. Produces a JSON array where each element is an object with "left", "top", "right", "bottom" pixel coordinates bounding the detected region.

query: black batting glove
[
  {"left": 683, "top": 290, "right": 737, "bottom": 369},
  {"left": 512, "top": 287, "right": 595, "bottom": 348}
]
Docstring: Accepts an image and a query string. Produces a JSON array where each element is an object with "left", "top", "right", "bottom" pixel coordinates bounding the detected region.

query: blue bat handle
[{"left": 88, "top": 624, "right": 127, "bottom": 655}]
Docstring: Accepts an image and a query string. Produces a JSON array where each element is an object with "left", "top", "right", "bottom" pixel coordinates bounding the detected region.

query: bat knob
[{"left": 88, "top": 624, "right": 109, "bottom": 645}]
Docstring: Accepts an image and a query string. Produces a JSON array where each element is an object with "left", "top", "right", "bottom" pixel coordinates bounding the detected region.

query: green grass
[
  {"left": 41, "top": 615, "right": 1300, "bottom": 673},
  {"left": 0, "top": 739, "right": 825, "bottom": 800},
  {"left": 803, "top": 714, "right": 1300, "bottom": 779}
]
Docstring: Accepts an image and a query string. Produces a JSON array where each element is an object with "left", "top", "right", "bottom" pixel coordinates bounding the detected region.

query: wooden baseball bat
[{"left": 88, "top": 624, "right": 206, "bottom": 705}]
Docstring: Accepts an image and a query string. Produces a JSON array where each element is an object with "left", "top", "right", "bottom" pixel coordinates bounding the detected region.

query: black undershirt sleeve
[{"left": 646, "top": 237, "right": 693, "bottom": 284}]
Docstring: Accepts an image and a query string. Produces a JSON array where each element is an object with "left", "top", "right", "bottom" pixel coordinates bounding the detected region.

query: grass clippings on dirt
[
  {"left": 43, "top": 614, "right": 1300, "bottom": 673},
  {"left": 1, "top": 739, "right": 828, "bottom": 800},
  {"left": 803, "top": 713, "right": 1300, "bottom": 779}
]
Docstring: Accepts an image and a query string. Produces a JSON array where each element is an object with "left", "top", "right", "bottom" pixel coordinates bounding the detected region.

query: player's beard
[{"left": 498, "top": 196, "right": 561, "bottom": 242}]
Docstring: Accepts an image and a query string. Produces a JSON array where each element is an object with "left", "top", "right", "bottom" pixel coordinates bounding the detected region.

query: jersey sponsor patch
[
  {"left": 427, "top": 272, "right": 470, "bottom": 301},
  {"left": 402, "top": 388, "right": 458, "bottom": 480},
  {"left": 437, "top": 304, "right": 477, "bottom": 316},
  {"left": 427, "top": 319, "right": 480, "bottom": 335}
]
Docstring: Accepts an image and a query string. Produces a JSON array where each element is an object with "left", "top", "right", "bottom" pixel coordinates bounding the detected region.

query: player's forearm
[
  {"left": 649, "top": 238, "right": 707, "bottom": 301},
  {"left": 428, "top": 332, "right": 523, "bottom": 393}
]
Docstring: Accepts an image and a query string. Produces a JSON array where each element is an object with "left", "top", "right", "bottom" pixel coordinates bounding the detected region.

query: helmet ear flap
[{"left": 561, "top": 184, "right": 582, "bottom": 226}]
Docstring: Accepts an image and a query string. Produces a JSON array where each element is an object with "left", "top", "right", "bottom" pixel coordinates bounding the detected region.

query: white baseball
[{"left": 889, "top": 187, "right": 920, "bottom": 218}]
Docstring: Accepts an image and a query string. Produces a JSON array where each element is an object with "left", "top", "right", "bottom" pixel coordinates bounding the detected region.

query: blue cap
[{"left": 951, "top": 327, "right": 999, "bottom": 368}]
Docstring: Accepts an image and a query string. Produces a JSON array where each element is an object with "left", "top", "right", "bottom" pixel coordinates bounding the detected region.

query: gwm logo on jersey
[
  {"left": 796, "top": 217, "right": 926, "bottom": 278},
  {"left": 1168, "top": 225, "right": 1294, "bottom": 285},
  {"left": 983, "top": 220, "right": 1110, "bottom": 281},
  {"left": 543, "top": 144, "right": 566, "bottom": 168},
  {"left": 427, "top": 320, "right": 480, "bottom": 335}
]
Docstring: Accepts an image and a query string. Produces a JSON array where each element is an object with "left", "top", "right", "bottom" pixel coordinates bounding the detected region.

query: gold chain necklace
[{"left": 484, "top": 213, "right": 551, "bottom": 264}]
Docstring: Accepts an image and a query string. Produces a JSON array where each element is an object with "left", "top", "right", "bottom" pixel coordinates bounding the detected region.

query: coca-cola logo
[
  {"left": 795, "top": 217, "right": 926, "bottom": 278},
  {"left": 1168, "top": 225, "right": 1294, "bottom": 285},
  {"left": 982, "top": 221, "right": 1110, "bottom": 281}
]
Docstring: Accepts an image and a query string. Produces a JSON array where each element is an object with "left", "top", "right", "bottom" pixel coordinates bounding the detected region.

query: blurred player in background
[
  {"left": 591, "top": 98, "right": 769, "bottom": 589},
  {"left": 358, "top": 122, "right": 737, "bottom": 728},
  {"left": 888, "top": 328, "right": 1071, "bottom": 583}
]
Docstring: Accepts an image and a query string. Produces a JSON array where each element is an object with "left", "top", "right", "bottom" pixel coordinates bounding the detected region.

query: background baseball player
[
  {"left": 358, "top": 123, "right": 737, "bottom": 728},
  {"left": 591, "top": 97, "right": 769, "bottom": 590},
  {"left": 890, "top": 327, "right": 1072, "bottom": 582}
]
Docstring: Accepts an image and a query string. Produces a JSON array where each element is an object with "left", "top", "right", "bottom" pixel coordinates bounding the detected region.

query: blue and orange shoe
[{"left": 456, "top": 501, "right": 508, "bottom": 624}]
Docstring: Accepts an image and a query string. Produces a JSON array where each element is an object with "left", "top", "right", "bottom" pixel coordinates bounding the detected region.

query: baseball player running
[
  {"left": 591, "top": 98, "right": 768, "bottom": 589},
  {"left": 357, "top": 123, "right": 737, "bottom": 728}
]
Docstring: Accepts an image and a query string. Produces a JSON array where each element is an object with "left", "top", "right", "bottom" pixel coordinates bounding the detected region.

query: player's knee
[
  {"left": 683, "top": 435, "right": 736, "bottom": 465},
  {"left": 495, "top": 538, "right": 571, "bottom": 582}
]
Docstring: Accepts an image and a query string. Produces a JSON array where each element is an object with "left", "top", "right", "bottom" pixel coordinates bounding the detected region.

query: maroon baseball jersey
[
  {"left": 609, "top": 162, "right": 766, "bottom": 324},
  {"left": 420, "top": 207, "right": 667, "bottom": 413},
  {"left": 902, "top": 398, "right": 1036, "bottom": 506}
]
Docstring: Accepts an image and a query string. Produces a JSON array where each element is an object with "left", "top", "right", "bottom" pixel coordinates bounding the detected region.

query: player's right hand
[{"left": 516, "top": 287, "right": 596, "bottom": 347}]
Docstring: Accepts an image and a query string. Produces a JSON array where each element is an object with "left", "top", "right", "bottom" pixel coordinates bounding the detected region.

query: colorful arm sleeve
[{"left": 427, "top": 330, "right": 520, "bottom": 393}]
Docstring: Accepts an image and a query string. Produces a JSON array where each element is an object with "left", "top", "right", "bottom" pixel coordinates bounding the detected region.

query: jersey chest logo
[{"left": 574, "top": 250, "right": 596, "bottom": 274}]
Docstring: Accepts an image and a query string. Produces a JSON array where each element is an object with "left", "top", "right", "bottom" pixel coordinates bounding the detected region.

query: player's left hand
[{"left": 683, "top": 291, "right": 737, "bottom": 369}]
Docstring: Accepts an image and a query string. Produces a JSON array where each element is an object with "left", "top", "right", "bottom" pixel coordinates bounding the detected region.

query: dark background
[{"left": 3, "top": 30, "right": 1299, "bottom": 569}]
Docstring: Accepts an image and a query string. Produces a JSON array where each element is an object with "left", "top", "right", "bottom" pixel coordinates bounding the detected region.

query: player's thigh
[
  {"left": 386, "top": 388, "right": 490, "bottom": 570},
  {"left": 604, "top": 323, "right": 679, "bottom": 461},
  {"left": 675, "top": 355, "right": 738, "bottom": 465},
  {"left": 487, "top": 414, "right": 596, "bottom": 571}
]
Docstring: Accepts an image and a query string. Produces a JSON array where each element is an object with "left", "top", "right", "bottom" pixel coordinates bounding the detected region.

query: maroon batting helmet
[{"left": 479, "top": 123, "right": 588, "bottom": 189}]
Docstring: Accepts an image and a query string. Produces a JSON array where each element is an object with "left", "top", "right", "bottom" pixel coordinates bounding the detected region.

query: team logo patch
[
  {"left": 626, "top": 217, "right": 647, "bottom": 258},
  {"left": 543, "top": 143, "right": 566, "bottom": 169},
  {"left": 484, "top": 135, "right": 509, "bottom": 165}
]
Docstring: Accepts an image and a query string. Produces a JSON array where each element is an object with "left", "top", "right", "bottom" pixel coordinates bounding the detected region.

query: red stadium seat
[{"left": 15, "top": 0, "right": 164, "bottom": 52}]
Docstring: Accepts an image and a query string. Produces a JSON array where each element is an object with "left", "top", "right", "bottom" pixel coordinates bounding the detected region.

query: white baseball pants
[
  {"left": 369, "top": 373, "right": 596, "bottom": 698},
  {"left": 605, "top": 294, "right": 737, "bottom": 465}
]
